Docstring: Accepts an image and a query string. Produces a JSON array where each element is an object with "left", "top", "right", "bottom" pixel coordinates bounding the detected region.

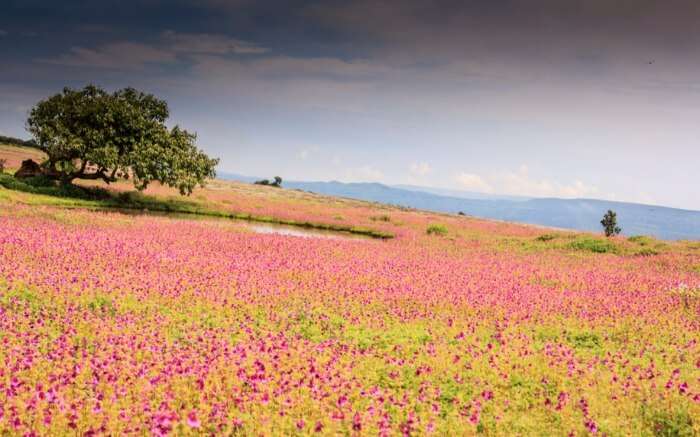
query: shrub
[
  {"left": 569, "top": 237, "right": 617, "bottom": 254},
  {"left": 255, "top": 176, "right": 282, "bottom": 187},
  {"left": 536, "top": 234, "right": 557, "bottom": 242},
  {"left": 426, "top": 224, "right": 448, "bottom": 236},
  {"left": 370, "top": 214, "right": 391, "bottom": 222},
  {"left": 635, "top": 248, "right": 659, "bottom": 257},
  {"left": 0, "top": 158, "right": 6, "bottom": 173}
]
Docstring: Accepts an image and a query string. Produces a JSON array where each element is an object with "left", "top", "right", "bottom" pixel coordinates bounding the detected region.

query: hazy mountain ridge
[{"left": 218, "top": 173, "right": 700, "bottom": 240}]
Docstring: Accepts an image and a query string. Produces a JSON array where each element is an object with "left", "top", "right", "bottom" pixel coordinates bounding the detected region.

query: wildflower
[{"left": 186, "top": 410, "right": 201, "bottom": 428}]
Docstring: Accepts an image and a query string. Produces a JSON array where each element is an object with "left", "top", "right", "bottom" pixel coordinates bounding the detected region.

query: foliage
[
  {"left": 426, "top": 223, "right": 449, "bottom": 235},
  {"left": 0, "top": 158, "right": 5, "bottom": 173},
  {"left": 600, "top": 209, "right": 622, "bottom": 237},
  {"left": 26, "top": 85, "right": 218, "bottom": 194}
]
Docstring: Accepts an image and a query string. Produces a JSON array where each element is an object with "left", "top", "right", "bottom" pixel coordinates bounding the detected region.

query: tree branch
[{"left": 77, "top": 168, "right": 118, "bottom": 184}]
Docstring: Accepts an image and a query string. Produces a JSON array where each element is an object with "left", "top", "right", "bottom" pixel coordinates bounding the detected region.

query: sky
[{"left": 1, "top": 0, "right": 699, "bottom": 210}]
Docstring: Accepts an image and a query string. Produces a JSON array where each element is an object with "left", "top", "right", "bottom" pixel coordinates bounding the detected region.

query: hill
[{"left": 219, "top": 174, "right": 700, "bottom": 240}]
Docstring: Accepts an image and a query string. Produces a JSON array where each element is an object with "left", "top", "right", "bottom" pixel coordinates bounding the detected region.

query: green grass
[
  {"left": 568, "top": 237, "right": 618, "bottom": 254},
  {"left": 0, "top": 173, "right": 394, "bottom": 239}
]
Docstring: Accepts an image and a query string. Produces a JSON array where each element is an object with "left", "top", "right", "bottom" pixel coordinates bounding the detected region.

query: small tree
[
  {"left": 271, "top": 176, "right": 282, "bottom": 187},
  {"left": 26, "top": 85, "right": 218, "bottom": 195},
  {"left": 600, "top": 210, "right": 622, "bottom": 237}
]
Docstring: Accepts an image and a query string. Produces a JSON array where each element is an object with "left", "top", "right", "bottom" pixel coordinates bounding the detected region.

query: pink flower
[
  {"left": 352, "top": 412, "right": 362, "bottom": 431},
  {"left": 186, "top": 410, "right": 200, "bottom": 428}
]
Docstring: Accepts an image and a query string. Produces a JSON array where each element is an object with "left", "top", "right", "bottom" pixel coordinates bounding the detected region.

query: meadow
[{"left": 1, "top": 146, "right": 699, "bottom": 435}]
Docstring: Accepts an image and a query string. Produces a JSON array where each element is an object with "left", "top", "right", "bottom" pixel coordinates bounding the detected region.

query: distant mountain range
[{"left": 218, "top": 172, "right": 700, "bottom": 240}]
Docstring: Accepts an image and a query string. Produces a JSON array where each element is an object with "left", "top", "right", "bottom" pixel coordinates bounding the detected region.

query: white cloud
[
  {"left": 409, "top": 161, "right": 432, "bottom": 177},
  {"left": 498, "top": 165, "right": 600, "bottom": 198},
  {"left": 344, "top": 165, "right": 384, "bottom": 182},
  {"left": 453, "top": 165, "right": 609, "bottom": 199},
  {"left": 455, "top": 172, "right": 494, "bottom": 193}
]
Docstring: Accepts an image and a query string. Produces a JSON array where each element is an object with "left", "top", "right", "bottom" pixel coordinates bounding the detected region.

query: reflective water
[
  {"left": 89, "top": 207, "right": 371, "bottom": 240},
  {"left": 247, "top": 223, "right": 370, "bottom": 240}
]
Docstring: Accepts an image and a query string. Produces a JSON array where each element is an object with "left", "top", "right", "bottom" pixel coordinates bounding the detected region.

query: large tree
[{"left": 26, "top": 85, "right": 218, "bottom": 195}]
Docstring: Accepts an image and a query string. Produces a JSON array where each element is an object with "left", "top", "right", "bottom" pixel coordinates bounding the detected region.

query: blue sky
[{"left": 1, "top": 0, "right": 699, "bottom": 210}]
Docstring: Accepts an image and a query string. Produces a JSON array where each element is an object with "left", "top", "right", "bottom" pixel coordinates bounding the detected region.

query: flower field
[{"left": 1, "top": 186, "right": 699, "bottom": 435}]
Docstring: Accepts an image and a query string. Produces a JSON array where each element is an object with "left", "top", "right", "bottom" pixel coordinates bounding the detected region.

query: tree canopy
[{"left": 26, "top": 85, "right": 219, "bottom": 195}]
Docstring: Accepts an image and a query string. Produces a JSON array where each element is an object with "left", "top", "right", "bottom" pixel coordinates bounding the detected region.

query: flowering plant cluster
[{"left": 0, "top": 201, "right": 698, "bottom": 435}]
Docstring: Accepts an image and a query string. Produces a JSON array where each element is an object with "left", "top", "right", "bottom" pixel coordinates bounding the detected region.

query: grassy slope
[
  {"left": 1, "top": 142, "right": 697, "bottom": 255},
  {"left": 0, "top": 143, "right": 47, "bottom": 170},
  {"left": 0, "top": 144, "right": 394, "bottom": 239}
]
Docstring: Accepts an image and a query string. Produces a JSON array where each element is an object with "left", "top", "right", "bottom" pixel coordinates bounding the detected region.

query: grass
[
  {"left": 534, "top": 232, "right": 619, "bottom": 254},
  {"left": 0, "top": 172, "right": 394, "bottom": 239},
  {"left": 641, "top": 404, "right": 695, "bottom": 437},
  {"left": 530, "top": 231, "right": 682, "bottom": 257},
  {"left": 568, "top": 237, "right": 618, "bottom": 254}
]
